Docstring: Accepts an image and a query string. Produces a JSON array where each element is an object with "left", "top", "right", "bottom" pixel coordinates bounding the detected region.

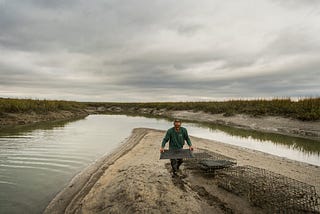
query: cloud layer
[{"left": 1, "top": 0, "right": 320, "bottom": 101}]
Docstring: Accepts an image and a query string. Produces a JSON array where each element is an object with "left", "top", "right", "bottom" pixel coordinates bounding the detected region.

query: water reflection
[
  {"left": 0, "top": 117, "right": 85, "bottom": 137},
  {"left": 110, "top": 113, "right": 320, "bottom": 156},
  {"left": 195, "top": 122, "right": 320, "bottom": 155}
]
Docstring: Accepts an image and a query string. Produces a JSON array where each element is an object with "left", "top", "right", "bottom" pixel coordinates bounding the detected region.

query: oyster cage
[
  {"left": 183, "top": 148, "right": 237, "bottom": 173},
  {"left": 217, "top": 165, "right": 320, "bottom": 213}
]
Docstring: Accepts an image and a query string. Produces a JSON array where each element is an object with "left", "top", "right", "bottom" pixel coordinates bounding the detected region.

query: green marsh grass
[
  {"left": 88, "top": 98, "right": 320, "bottom": 121},
  {"left": 0, "top": 98, "right": 85, "bottom": 114},
  {"left": 1, "top": 97, "right": 319, "bottom": 121}
]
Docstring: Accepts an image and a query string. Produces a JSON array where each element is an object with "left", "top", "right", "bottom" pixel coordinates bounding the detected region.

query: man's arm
[
  {"left": 160, "top": 129, "right": 170, "bottom": 152},
  {"left": 184, "top": 128, "right": 193, "bottom": 150}
]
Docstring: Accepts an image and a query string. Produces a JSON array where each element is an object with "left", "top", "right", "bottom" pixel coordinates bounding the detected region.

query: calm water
[{"left": 0, "top": 114, "right": 319, "bottom": 214}]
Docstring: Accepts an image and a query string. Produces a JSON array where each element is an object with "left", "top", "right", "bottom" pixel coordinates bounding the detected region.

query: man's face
[{"left": 174, "top": 121, "right": 181, "bottom": 129}]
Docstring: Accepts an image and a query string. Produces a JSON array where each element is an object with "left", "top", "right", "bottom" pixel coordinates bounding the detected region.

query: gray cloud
[{"left": 0, "top": 0, "right": 319, "bottom": 101}]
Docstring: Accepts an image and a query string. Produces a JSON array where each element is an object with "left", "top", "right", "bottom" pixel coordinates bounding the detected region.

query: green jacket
[{"left": 161, "top": 127, "right": 192, "bottom": 150}]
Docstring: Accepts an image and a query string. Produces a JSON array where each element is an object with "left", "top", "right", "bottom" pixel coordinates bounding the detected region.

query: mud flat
[
  {"left": 0, "top": 110, "right": 88, "bottom": 130},
  {"left": 169, "top": 110, "right": 320, "bottom": 140},
  {"left": 45, "top": 128, "right": 320, "bottom": 214},
  {"left": 103, "top": 106, "right": 320, "bottom": 140}
]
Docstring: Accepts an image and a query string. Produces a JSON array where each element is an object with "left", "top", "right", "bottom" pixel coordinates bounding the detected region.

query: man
[{"left": 160, "top": 119, "right": 193, "bottom": 177}]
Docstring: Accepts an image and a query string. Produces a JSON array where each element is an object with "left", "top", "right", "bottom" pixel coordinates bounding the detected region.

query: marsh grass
[
  {"left": 1, "top": 97, "right": 319, "bottom": 121},
  {"left": 88, "top": 98, "right": 320, "bottom": 121},
  {"left": 0, "top": 98, "right": 85, "bottom": 114}
]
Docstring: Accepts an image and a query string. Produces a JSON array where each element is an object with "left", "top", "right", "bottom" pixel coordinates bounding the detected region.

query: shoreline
[
  {"left": 0, "top": 110, "right": 88, "bottom": 131},
  {"left": 44, "top": 128, "right": 151, "bottom": 214},
  {"left": 170, "top": 110, "right": 320, "bottom": 141},
  {"left": 44, "top": 128, "right": 320, "bottom": 214},
  {"left": 1, "top": 107, "right": 319, "bottom": 141},
  {"left": 101, "top": 108, "right": 320, "bottom": 141}
]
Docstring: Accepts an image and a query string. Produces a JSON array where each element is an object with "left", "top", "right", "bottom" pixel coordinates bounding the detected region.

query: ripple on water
[
  {"left": 5, "top": 156, "right": 87, "bottom": 165},
  {"left": 0, "top": 199, "right": 34, "bottom": 214},
  {"left": 0, "top": 180, "right": 19, "bottom": 186},
  {"left": 0, "top": 153, "right": 93, "bottom": 162},
  {"left": 0, "top": 164, "right": 72, "bottom": 174}
]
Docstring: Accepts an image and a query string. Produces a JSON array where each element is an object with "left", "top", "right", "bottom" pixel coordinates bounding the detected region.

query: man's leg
[
  {"left": 177, "top": 159, "right": 183, "bottom": 170},
  {"left": 170, "top": 159, "right": 178, "bottom": 174}
]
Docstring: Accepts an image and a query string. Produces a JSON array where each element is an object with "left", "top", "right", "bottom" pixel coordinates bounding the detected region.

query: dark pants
[{"left": 170, "top": 159, "right": 183, "bottom": 173}]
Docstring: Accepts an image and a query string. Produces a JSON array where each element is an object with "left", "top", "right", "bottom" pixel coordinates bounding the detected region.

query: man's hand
[
  {"left": 160, "top": 147, "right": 164, "bottom": 153},
  {"left": 189, "top": 146, "right": 194, "bottom": 151}
]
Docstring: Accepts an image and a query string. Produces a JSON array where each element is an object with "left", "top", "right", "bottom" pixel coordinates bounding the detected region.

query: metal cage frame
[{"left": 217, "top": 165, "right": 320, "bottom": 213}]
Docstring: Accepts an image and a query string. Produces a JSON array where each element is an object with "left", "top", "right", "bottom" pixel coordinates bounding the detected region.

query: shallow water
[{"left": 0, "top": 114, "right": 319, "bottom": 214}]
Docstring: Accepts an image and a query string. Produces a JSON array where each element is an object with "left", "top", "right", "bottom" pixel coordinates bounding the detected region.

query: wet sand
[{"left": 45, "top": 128, "right": 320, "bottom": 214}]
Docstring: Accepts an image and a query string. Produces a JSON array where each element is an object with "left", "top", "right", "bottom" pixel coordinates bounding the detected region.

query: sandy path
[{"left": 45, "top": 128, "right": 320, "bottom": 214}]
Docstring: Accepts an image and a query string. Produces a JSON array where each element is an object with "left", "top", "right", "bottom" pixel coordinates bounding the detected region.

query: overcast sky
[{"left": 0, "top": 0, "right": 320, "bottom": 102}]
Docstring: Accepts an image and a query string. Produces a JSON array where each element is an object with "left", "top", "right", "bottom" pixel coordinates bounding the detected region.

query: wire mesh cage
[
  {"left": 217, "top": 165, "right": 320, "bottom": 213},
  {"left": 183, "top": 148, "right": 237, "bottom": 173}
]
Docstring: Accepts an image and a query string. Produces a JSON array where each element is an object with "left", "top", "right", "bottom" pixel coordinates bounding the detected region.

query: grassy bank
[
  {"left": 1, "top": 97, "right": 319, "bottom": 121},
  {"left": 0, "top": 98, "right": 88, "bottom": 129},
  {"left": 0, "top": 98, "right": 86, "bottom": 114},
  {"left": 87, "top": 98, "right": 320, "bottom": 121}
]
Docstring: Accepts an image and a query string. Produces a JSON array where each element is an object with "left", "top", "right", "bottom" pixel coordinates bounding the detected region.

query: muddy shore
[
  {"left": 170, "top": 110, "right": 320, "bottom": 140},
  {"left": 0, "top": 110, "right": 88, "bottom": 130},
  {"left": 99, "top": 106, "right": 320, "bottom": 140},
  {"left": 44, "top": 128, "right": 320, "bottom": 214},
  {"left": 1, "top": 106, "right": 319, "bottom": 141}
]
